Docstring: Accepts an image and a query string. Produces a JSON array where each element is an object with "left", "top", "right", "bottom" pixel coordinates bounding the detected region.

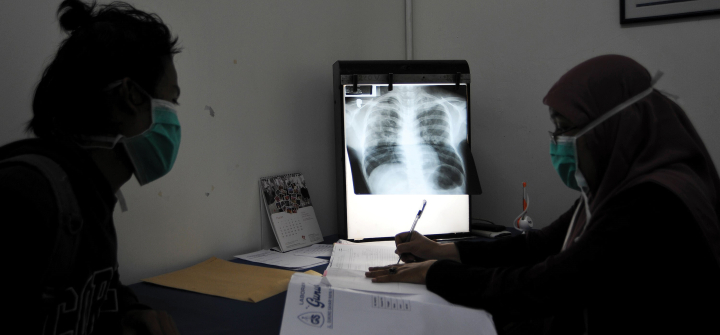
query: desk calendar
[{"left": 259, "top": 173, "right": 323, "bottom": 252}]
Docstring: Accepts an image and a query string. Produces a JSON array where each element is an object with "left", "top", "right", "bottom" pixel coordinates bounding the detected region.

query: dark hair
[{"left": 28, "top": 0, "right": 181, "bottom": 138}]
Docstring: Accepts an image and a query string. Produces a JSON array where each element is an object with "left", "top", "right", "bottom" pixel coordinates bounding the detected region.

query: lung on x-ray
[{"left": 344, "top": 84, "right": 470, "bottom": 195}]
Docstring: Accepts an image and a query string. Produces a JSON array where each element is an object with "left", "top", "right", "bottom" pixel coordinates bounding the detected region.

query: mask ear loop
[
  {"left": 561, "top": 200, "right": 583, "bottom": 251},
  {"left": 116, "top": 190, "right": 128, "bottom": 212},
  {"left": 574, "top": 188, "right": 593, "bottom": 243},
  {"left": 570, "top": 135, "right": 594, "bottom": 244},
  {"left": 70, "top": 80, "right": 127, "bottom": 149},
  {"left": 79, "top": 80, "right": 133, "bottom": 212},
  {"left": 74, "top": 134, "right": 124, "bottom": 149}
]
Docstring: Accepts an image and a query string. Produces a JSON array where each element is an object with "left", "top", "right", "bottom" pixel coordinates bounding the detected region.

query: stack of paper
[
  {"left": 290, "top": 244, "right": 333, "bottom": 257},
  {"left": 278, "top": 243, "right": 497, "bottom": 334},
  {"left": 324, "top": 243, "right": 439, "bottom": 296},
  {"left": 235, "top": 249, "right": 328, "bottom": 270}
]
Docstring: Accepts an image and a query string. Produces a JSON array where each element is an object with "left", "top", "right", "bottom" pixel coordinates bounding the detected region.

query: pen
[{"left": 397, "top": 199, "right": 427, "bottom": 265}]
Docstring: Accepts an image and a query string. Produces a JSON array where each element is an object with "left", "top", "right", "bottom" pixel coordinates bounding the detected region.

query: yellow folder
[{"left": 143, "top": 257, "right": 321, "bottom": 303}]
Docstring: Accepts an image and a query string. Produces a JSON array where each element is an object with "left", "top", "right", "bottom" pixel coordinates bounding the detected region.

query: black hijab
[{"left": 543, "top": 55, "right": 720, "bottom": 265}]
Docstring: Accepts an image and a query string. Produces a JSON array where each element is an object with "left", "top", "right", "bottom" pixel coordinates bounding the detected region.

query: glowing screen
[{"left": 343, "top": 84, "right": 470, "bottom": 240}]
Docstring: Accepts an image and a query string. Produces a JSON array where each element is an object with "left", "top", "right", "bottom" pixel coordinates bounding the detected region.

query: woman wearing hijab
[{"left": 366, "top": 55, "right": 720, "bottom": 334}]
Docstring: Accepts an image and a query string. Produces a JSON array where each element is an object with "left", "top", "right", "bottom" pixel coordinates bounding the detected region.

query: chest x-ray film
[
  {"left": 344, "top": 84, "right": 470, "bottom": 195},
  {"left": 342, "top": 84, "right": 477, "bottom": 240}
]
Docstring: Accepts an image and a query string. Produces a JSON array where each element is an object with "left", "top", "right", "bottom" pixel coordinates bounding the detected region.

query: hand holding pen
[
  {"left": 392, "top": 198, "right": 461, "bottom": 265},
  {"left": 394, "top": 200, "right": 427, "bottom": 267},
  {"left": 367, "top": 199, "right": 460, "bottom": 283}
]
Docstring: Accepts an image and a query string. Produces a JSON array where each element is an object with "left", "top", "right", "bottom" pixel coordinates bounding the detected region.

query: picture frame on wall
[{"left": 621, "top": 0, "right": 720, "bottom": 24}]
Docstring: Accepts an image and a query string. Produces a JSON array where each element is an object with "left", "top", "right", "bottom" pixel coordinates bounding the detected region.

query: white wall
[
  {"left": 1, "top": 1, "right": 718, "bottom": 284},
  {"left": 413, "top": 0, "right": 720, "bottom": 232},
  {"left": 113, "top": 0, "right": 405, "bottom": 283}
]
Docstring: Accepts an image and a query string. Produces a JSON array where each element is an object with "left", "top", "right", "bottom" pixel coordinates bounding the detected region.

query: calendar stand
[{"left": 258, "top": 173, "right": 324, "bottom": 252}]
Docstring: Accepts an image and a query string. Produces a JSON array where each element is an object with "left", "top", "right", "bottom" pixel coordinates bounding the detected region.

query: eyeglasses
[{"left": 548, "top": 126, "right": 579, "bottom": 144}]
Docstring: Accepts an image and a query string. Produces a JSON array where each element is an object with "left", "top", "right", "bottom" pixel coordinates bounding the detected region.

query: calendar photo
[
  {"left": 261, "top": 173, "right": 313, "bottom": 215},
  {"left": 259, "top": 173, "right": 323, "bottom": 252}
]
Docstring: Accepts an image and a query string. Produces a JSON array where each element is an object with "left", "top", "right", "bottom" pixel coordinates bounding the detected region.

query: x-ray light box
[{"left": 333, "top": 61, "right": 481, "bottom": 241}]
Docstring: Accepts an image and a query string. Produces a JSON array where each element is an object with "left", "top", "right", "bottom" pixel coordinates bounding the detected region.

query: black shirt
[
  {"left": 1, "top": 138, "right": 147, "bottom": 335},
  {"left": 426, "top": 183, "right": 720, "bottom": 334}
]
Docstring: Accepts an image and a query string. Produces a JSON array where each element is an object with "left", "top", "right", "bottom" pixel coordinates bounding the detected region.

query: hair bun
[{"left": 58, "top": 0, "right": 96, "bottom": 33}]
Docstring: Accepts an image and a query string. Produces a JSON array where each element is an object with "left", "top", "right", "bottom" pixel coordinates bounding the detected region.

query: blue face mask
[
  {"left": 550, "top": 137, "right": 581, "bottom": 191},
  {"left": 78, "top": 81, "right": 181, "bottom": 186},
  {"left": 123, "top": 97, "right": 181, "bottom": 185}
]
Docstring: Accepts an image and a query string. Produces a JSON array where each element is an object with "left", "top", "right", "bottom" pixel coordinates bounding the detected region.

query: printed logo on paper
[
  {"left": 306, "top": 285, "right": 325, "bottom": 308},
  {"left": 298, "top": 312, "right": 324, "bottom": 328}
]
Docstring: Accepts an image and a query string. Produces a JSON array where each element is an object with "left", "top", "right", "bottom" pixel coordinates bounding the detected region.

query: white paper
[
  {"left": 280, "top": 273, "right": 497, "bottom": 335},
  {"left": 291, "top": 244, "right": 334, "bottom": 258},
  {"left": 324, "top": 268, "right": 435, "bottom": 295},
  {"left": 292, "top": 260, "right": 330, "bottom": 271},
  {"left": 235, "top": 249, "right": 328, "bottom": 269},
  {"left": 336, "top": 239, "right": 397, "bottom": 247},
  {"left": 342, "top": 288, "right": 454, "bottom": 306},
  {"left": 325, "top": 243, "right": 441, "bottom": 295},
  {"left": 357, "top": 240, "right": 398, "bottom": 247},
  {"left": 328, "top": 243, "right": 401, "bottom": 271}
]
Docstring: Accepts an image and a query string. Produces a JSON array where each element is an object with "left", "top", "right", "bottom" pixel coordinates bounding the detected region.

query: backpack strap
[{"left": 0, "top": 154, "right": 83, "bottom": 286}]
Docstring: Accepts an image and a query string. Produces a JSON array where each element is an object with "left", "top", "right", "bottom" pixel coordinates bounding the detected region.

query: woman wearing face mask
[
  {"left": 0, "top": 1, "right": 181, "bottom": 334},
  {"left": 366, "top": 55, "right": 720, "bottom": 334}
]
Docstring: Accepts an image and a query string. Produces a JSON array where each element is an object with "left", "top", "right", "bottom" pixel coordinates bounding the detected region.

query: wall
[
  {"left": 413, "top": 0, "right": 720, "bottom": 231},
  {"left": 0, "top": 0, "right": 405, "bottom": 284},
  {"left": 1, "top": 0, "right": 718, "bottom": 284}
]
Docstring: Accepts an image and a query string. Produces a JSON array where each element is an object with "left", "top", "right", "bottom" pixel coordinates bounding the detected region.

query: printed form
[
  {"left": 328, "top": 243, "right": 400, "bottom": 271},
  {"left": 280, "top": 273, "right": 497, "bottom": 335},
  {"left": 325, "top": 243, "right": 438, "bottom": 296}
]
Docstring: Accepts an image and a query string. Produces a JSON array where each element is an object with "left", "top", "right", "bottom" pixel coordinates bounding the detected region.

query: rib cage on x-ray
[{"left": 347, "top": 85, "right": 468, "bottom": 194}]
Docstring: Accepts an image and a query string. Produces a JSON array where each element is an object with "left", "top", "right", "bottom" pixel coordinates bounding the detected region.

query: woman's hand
[
  {"left": 365, "top": 260, "right": 437, "bottom": 284},
  {"left": 395, "top": 231, "right": 461, "bottom": 263}
]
